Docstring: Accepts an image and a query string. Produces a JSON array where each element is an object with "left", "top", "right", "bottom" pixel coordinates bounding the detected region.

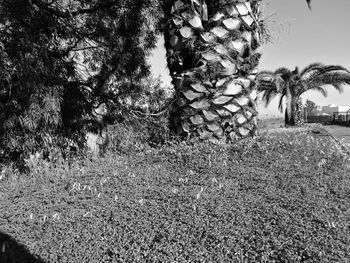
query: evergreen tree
[{"left": 0, "top": 0, "right": 160, "bottom": 161}]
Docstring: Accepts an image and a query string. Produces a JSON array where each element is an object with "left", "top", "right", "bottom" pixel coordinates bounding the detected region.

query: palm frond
[
  {"left": 274, "top": 67, "right": 290, "bottom": 74},
  {"left": 296, "top": 81, "right": 309, "bottom": 97},
  {"left": 306, "top": 0, "right": 312, "bottom": 10},
  {"left": 304, "top": 65, "right": 350, "bottom": 82},
  {"left": 319, "top": 65, "right": 349, "bottom": 74},
  {"left": 274, "top": 67, "right": 291, "bottom": 78},
  {"left": 278, "top": 94, "right": 285, "bottom": 113},
  {"left": 256, "top": 71, "right": 278, "bottom": 92},
  {"left": 328, "top": 82, "right": 344, "bottom": 93},
  {"left": 304, "top": 85, "right": 328, "bottom": 97},
  {"left": 256, "top": 80, "right": 277, "bottom": 92},
  {"left": 310, "top": 71, "right": 350, "bottom": 92},
  {"left": 258, "top": 83, "right": 277, "bottom": 93},
  {"left": 257, "top": 70, "right": 275, "bottom": 76},
  {"left": 256, "top": 71, "right": 275, "bottom": 82},
  {"left": 261, "top": 89, "right": 279, "bottom": 107},
  {"left": 300, "top": 62, "right": 323, "bottom": 76},
  {"left": 274, "top": 75, "right": 289, "bottom": 93}
]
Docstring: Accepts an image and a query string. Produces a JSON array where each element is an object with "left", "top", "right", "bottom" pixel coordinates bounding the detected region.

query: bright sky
[{"left": 149, "top": 0, "right": 350, "bottom": 117}]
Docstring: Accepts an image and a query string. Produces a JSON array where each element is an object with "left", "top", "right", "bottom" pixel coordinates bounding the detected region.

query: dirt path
[{"left": 323, "top": 125, "right": 350, "bottom": 151}]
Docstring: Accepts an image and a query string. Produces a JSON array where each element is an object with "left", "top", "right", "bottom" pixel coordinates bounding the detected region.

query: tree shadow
[{"left": 0, "top": 231, "right": 46, "bottom": 263}]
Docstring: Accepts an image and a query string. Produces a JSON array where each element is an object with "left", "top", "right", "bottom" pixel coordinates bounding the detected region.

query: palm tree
[
  {"left": 161, "top": 0, "right": 313, "bottom": 141},
  {"left": 161, "top": 0, "right": 263, "bottom": 142},
  {"left": 256, "top": 63, "right": 350, "bottom": 126}
]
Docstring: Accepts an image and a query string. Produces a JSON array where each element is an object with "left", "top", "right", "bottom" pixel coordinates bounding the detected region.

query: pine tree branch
[{"left": 71, "top": 1, "right": 120, "bottom": 16}]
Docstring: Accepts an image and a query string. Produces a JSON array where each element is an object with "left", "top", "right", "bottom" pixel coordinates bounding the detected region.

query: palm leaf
[
  {"left": 256, "top": 71, "right": 277, "bottom": 92},
  {"left": 261, "top": 88, "right": 279, "bottom": 107},
  {"left": 274, "top": 67, "right": 291, "bottom": 76},
  {"left": 278, "top": 94, "right": 285, "bottom": 113},
  {"left": 257, "top": 70, "right": 275, "bottom": 76},
  {"left": 300, "top": 63, "right": 324, "bottom": 79},
  {"left": 310, "top": 71, "right": 350, "bottom": 91},
  {"left": 304, "top": 65, "right": 350, "bottom": 82},
  {"left": 304, "top": 85, "right": 328, "bottom": 97},
  {"left": 300, "top": 63, "right": 323, "bottom": 75},
  {"left": 256, "top": 80, "right": 277, "bottom": 92},
  {"left": 306, "top": 0, "right": 312, "bottom": 10}
]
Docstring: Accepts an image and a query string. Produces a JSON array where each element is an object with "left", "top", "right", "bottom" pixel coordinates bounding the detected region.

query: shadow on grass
[{"left": 0, "top": 231, "right": 46, "bottom": 263}]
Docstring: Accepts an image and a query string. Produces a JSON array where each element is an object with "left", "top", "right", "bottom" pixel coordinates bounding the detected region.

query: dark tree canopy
[
  {"left": 0, "top": 0, "right": 161, "bottom": 160},
  {"left": 305, "top": 99, "right": 316, "bottom": 115}
]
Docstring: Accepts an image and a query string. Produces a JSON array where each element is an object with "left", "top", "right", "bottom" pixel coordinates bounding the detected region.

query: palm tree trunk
[
  {"left": 285, "top": 92, "right": 296, "bottom": 126},
  {"left": 163, "top": 0, "right": 262, "bottom": 142},
  {"left": 295, "top": 97, "right": 304, "bottom": 125}
]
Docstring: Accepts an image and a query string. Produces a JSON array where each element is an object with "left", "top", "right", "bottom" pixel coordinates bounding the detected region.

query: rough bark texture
[
  {"left": 285, "top": 88, "right": 296, "bottom": 126},
  {"left": 163, "top": 0, "right": 262, "bottom": 142},
  {"left": 295, "top": 98, "right": 305, "bottom": 126},
  {"left": 285, "top": 96, "right": 304, "bottom": 126}
]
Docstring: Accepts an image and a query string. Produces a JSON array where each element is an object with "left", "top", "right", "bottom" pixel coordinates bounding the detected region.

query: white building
[
  {"left": 321, "top": 104, "right": 350, "bottom": 115},
  {"left": 311, "top": 104, "right": 350, "bottom": 116}
]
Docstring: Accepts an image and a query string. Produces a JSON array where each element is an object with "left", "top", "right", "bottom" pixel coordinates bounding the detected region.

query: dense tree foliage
[
  {"left": 305, "top": 99, "right": 316, "bottom": 115},
  {"left": 0, "top": 0, "right": 160, "bottom": 161}
]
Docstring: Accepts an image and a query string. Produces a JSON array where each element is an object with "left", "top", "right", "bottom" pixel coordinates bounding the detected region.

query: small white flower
[
  {"left": 71, "top": 182, "right": 81, "bottom": 191},
  {"left": 196, "top": 187, "right": 204, "bottom": 199},
  {"left": 172, "top": 188, "right": 179, "bottom": 194},
  {"left": 83, "top": 212, "right": 92, "bottom": 217},
  {"left": 318, "top": 159, "right": 326, "bottom": 168},
  {"left": 53, "top": 213, "right": 60, "bottom": 221}
]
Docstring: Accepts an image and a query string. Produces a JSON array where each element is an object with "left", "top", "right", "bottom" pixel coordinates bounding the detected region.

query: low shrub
[
  {"left": 107, "top": 114, "right": 173, "bottom": 154},
  {"left": 1, "top": 127, "right": 350, "bottom": 262}
]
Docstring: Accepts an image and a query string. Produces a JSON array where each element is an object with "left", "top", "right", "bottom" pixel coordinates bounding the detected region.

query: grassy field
[{"left": 1, "top": 123, "right": 350, "bottom": 262}]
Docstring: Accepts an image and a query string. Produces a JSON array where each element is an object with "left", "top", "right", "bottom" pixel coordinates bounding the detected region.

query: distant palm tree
[{"left": 256, "top": 63, "right": 350, "bottom": 126}]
